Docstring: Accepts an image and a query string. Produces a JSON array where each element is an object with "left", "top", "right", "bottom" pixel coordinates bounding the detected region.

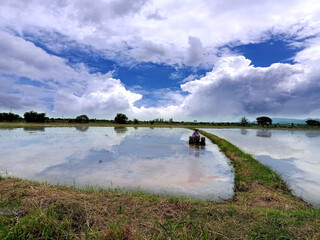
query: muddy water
[
  {"left": 202, "top": 128, "right": 320, "bottom": 206},
  {"left": 0, "top": 127, "right": 234, "bottom": 201}
]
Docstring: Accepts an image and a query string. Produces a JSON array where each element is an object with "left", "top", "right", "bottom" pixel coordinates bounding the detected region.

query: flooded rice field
[
  {"left": 0, "top": 127, "right": 234, "bottom": 201},
  {"left": 202, "top": 128, "right": 320, "bottom": 207}
]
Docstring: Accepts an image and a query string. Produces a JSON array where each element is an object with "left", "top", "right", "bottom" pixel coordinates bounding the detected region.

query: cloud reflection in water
[
  {"left": 202, "top": 128, "right": 320, "bottom": 207},
  {"left": 0, "top": 127, "right": 234, "bottom": 201}
]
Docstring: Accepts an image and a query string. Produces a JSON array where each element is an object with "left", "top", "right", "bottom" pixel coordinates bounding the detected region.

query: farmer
[{"left": 192, "top": 129, "right": 200, "bottom": 137}]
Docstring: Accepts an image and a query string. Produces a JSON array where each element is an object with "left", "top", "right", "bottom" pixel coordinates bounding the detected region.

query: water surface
[
  {"left": 0, "top": 127, "right": 234, "bottom": 201},
  {"left": 202, "top": 128, "right": 320, "bottom": 206}
]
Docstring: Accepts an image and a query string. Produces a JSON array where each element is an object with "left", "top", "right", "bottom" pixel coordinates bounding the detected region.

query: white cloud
[
  {"left": 185, "top": 36, "right": 204, "bottom": 66},
  {"left": 0, "top": 31, "right": 142, "bottom": 117},
  {"left": 182, "top": 74, "right": 201, "bottom": 83},
  {"left": 177, "top": 56, "right": 317, "bottom": 120},
  {"left": 138, "top": 88, "right": 185, "bottom": 108},
  {"left": 130, "top": 39, "right": 167, "bottom": 63},
  {"left": 54, "top": 74, "right": 142, "bottom": 118},
  {"left": 294, "top": 37, "right": 320, "bottom": 65},
  {"left": 127, "top": 55, "right": 318, "bottom": 121},
  {"left": 73, "top": 0, "right": 148, "bottom": 22},
  {"left": 145, "top": 9, "right": 166, "bottom": 21},
  {"left": 1, "top": 1, "right": 320, "bottom": 120},
  {"left": 0, "top": 31, "right": 84, "bottom": 89},
  {"left": 1, "top": 30, "right": 320, "bottom": 121},
  {"left": 1, "top": 30, "right": 320, "bottom": 120},
  {"left": 1, "top": 0, "right": 319, "bottom": 66}
]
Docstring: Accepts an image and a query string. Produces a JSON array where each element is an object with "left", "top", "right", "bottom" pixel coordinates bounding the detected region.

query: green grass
[
  {"left": 198, "top": 130, "right": 289, "bottom": 191},
  {"left": 0, "top": 129, "right": 319, "bottom": 239}
]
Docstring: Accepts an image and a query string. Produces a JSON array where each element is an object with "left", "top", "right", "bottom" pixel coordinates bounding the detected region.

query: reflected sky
[
  {"left": 202, "top": 128, "right": 320, "bottom": 207},
  {"left": 0, "top": 127, "right": 234, "bottom": 201}
]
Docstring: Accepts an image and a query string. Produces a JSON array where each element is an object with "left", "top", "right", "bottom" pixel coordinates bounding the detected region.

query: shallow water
[
  {"left": 0, "top": 127, "right": 234, "bottom": 201},
  {"left": 202, "top": 128, "right": 320, "bottom": 206}
]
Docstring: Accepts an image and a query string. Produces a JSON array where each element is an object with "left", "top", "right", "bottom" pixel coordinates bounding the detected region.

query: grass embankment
[{"left": 1, "top": 131, "right": 320, "bottom": 239}]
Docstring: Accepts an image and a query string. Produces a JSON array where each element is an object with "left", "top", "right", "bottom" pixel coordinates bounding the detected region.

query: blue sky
[{"left": 1, "top": 0, "right": 320, "bottom": 121}]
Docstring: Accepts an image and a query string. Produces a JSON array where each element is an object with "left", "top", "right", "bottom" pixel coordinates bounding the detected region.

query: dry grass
[{"left": 1, "top": 175, "right": 319, "bottom": 239}]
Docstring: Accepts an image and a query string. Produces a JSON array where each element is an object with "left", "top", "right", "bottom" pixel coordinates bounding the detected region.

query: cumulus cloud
[
  {"left": 294, "top": 36, "right": 320, "bottom": 66},
  {"left": 182, "top": 74, "right": 201, "bottom": 83},
  {"left": 74, "top": 0, "right": 149, "bottom": 22},
  {"left": 1, "top": 28, "right": 320, "bottom": 121},
  {"left": 178, "top": 56, "right": 318, "bottom": 120},
  {"left": 0, "top": 31, "right": 142, "bottom": 117},
  {"left": 145, "top": 9, "right": 166, "bottom": 20},
  {"left": 54, "top": 73, "right": 142, "bottom": 118},
  {"left": 185, "top": 36, "right": 204, "bottom": 66},
  {"left": 1, "top": 29, "right": 320, "bottom": 120},
  {"left": 124, "top": 55, "right": 320, "bottom": 121},
  {"left": 0, "top": 93, "right": 24, "bottom": 110},
  {"left": 1, "top": 1, "right": 320, "bottom": 120},
  {"left": 134, "top": 88, "right": 185, "bottom": 109},
  {"left": 130, "top": 40, "right": 167, "bottom": 63},
  {"left": 0, "top": 31, "right": 84, "bottom": 88},
  {"left": 2, "top": 0, "right": 319, "bottom": 66}
]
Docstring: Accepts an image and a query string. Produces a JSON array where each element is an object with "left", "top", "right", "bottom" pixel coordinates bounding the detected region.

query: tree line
[{"left": 1, "top": 111, "right": 320, "bottom": 127}]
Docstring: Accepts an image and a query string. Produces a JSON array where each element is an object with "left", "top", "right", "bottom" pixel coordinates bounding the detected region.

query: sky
[{"left": 1, "top": 0, "right": 320, "bottom": 122}]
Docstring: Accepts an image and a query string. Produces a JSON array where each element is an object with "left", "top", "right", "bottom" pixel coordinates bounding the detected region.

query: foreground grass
[{"left": 0, "top": 131, "right": 320, "bottom": 239}]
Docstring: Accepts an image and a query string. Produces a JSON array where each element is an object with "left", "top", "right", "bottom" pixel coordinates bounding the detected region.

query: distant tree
[
  {"left": 133, "top": 118, "right": 139, "bottom": 124},
  {"left": 0, "top": 112, "right": 22, "bottom": 122},
  {"left": 24, "top": 111, "right": 46, "bottom": 123},
  {"left": 306, "top": 119, "right": 320, "bottom": 127},
  {"left": 153, "top": 118, "right": 164, "bottom": 123},
  {"left": 256, "top": 116, "right": 272, "bottom": 127},
  {"left": 114, "top": 113, "right": 128, "bottom": 124},
  {"left": 75, "top": 114, "right": 89, "bottom": 123},
  {"left": 169, "top": 118, "right": 174, "bottom": 123},
  {"left": 240, "top": 116, "right": 249, "bottom": 126}
]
